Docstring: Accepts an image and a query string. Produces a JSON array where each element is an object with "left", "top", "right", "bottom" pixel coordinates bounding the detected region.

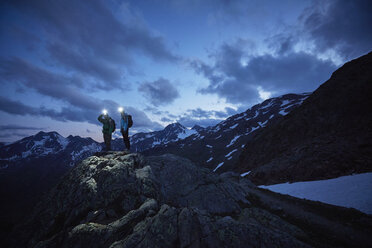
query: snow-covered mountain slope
[
  {"left": 111, "top": 122, "right": 202, "bottom": 151},
  {"left": 0, "top": 131, "right": 102, "bottom": 166},
  {"left": 143, "top": 93, "right": 309, "bottom": 171},
  {"left": 259, "top": 172, "right": 372, "bottom": 214},
  {"left": 236, "top": 52, "right": 372, "bottom": 185}
]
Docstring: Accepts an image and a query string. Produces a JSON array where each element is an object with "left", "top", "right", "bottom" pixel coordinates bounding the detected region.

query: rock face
[
  {"left": 11, "top": 152, "right": 372, "bottom": 248},
  {"left": 235, "top": 52, "right": 372, "bottom": 185}
]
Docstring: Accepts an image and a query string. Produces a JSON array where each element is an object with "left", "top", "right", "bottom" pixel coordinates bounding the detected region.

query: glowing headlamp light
[
  {"left": 118, "top": 107, "right": 124, "bottom": 113},
  {"left": 102, "top": 109, "right": 108, "bottom": 115}
]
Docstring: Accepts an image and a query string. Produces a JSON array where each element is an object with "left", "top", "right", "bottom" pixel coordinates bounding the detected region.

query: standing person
[
  {"left": 98, "top": 110, "right": 116, "bottom": 151},
  {"left": 118, "top": 107, "right": 133, "bottom": 151}
]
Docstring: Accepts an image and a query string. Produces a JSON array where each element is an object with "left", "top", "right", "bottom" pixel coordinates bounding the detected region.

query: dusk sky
[{"left": 0, "top": 0, "right": 371, "bottom": 142}]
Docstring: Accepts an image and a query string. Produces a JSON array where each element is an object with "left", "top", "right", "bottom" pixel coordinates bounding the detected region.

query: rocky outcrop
[
  {"left": 235, "top": 51, "right": 372, "bottom": 185},
  {"left": 11, "top": 152, "right": 372, "bottom": 248}
]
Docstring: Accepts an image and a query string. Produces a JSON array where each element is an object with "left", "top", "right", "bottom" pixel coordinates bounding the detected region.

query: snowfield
[{"left": 259, "top": 172, "right": 372, "bottom": 214}]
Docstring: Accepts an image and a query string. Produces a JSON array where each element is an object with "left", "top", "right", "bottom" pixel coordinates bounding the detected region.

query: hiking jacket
[
  {"left": 120, "top": 113, "right": 130, "bottom": 132},
  {"left": 98, "top": 115, "right": 115, "bottom": 134}
]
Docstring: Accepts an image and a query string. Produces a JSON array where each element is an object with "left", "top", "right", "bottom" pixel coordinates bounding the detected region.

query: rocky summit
[{"left": 11, "top": 152, "right": 372, "bottom": 248}]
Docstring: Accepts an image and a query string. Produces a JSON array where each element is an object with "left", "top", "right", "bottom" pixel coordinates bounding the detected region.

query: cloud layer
[
  {"left": 301, "top": 0, "right": 372, "bottom": 59},
  {"left": 138, "top": 78, "right": 180, "bottom": 107},
  {"left": 2, "top": 0, "right": 178, "bottom": 90},
  {"left": 192, "top": 43, "right": 336, "bottom": 104}
]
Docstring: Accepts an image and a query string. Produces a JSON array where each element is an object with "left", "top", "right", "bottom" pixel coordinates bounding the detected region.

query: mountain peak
[
  {"left": 164, "top": 122, "right": 185, "bottom": 131},
  {"left": 191, "top": 124, "right": 204, "bottom": 131}
]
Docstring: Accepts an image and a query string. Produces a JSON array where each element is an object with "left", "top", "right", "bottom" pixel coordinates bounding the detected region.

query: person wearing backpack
[
  {"left": 98, "top": 110, "right": 116, "bottom": 151},
  {"left": 118, "top": 107, "right": 133, "bottom": 151}
]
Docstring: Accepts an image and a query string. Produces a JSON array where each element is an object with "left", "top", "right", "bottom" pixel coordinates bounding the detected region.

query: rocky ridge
[
  {"left": 143, "top": 93, "right": 309, "bottom": 172},
  {"left": 111, "top": 122, "right": 200, "bottom": 152},
  {"left": 12, "top": 152, "right": 372, "bottom": 248}
]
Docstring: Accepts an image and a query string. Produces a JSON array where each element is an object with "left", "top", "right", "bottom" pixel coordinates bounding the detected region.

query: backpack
[
  {"left": 128, "top": 115, "right": 133, "bottom": 128},
  {"left": 110, "top": 118, "right": 116, "bottom": 133}
]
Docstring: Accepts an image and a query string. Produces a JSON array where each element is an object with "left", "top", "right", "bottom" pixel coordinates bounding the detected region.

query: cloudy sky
[{"left": 0, "top": 0, "right": 371, "bottom": 142}]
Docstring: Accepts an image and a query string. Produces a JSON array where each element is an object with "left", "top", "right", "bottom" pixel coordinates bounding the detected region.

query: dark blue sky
[{"left": 0, "top": 0, "right": 371, "bottom": 142}]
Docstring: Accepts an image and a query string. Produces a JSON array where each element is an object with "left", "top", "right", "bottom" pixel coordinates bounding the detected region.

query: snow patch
[
  {"left": 56, "top": 134, "right": 69, "bottom": 149},
  {"left": 225, "top": 149, "right": 238, "bottom": 158},
  {"left": 246, "top": 126, "right": 260, "bottom": 135},
  {"left": 71, "top": 143, "right": 102, "bottom": 162},
  {"left": 279, "top": 110, "right": 288, "bottom": 116},
  {"left": 213, "top": 162, "right": 224, "bottom": 172},
  {"left": 249, "top": 110, "right": 259, "bottom": 119},
  {"left": 260, "top": 173, "right": 372, "bottom": 214},
  {"left": 229, "top": 123, "right": 239, "bottom": 129},
  {"left": 280, "top": 100, "right": 291, "bottom": 106},
  {"left": 234, "top": 115, "right": 245, "bottom": 121},
  {"left": 206, "top": 157, "right": 213, "bottom": 163},
  {"left": 258, "top": 120, "right": 268, "bottom": 127},
  {"left": 178, "top": 128, "right": 198, "bottom": 140},
  {"left": 226, "top": 135, "right": 241, "bottom": 148},
  {"left": 240, "top": 171, "right": 251, "bottom": 177},
  {"left": 206, "top": 145, "right": 213, "bottom": 148}
]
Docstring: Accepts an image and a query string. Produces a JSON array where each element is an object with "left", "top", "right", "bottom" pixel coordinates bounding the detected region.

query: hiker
[
  {"left": 98, "top": 110, "right": 116, "bottom": 151},
  {"left": 118, "top": 107, "right": 133, "bottom": 151}
]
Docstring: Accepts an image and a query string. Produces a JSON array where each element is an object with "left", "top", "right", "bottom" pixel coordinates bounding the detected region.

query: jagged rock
[{"left": 11, "top": 152, "right": 372, "bottom": 247}]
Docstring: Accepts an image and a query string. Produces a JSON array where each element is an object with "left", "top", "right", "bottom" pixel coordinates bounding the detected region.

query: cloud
[
  {"left": 176, "top": 107, "right": 237, "bottom": 128},
  {"left": 300, "top": 0, "right": 372, "bottom": 59},
  {"left": 0, "top": 96, "right": 39, "bottom": 116},
  {"left": 160, "top": 117, "right": 173, "bottom": 122},
  {"left": 177, "top": 116, "right": 221, "bottom": 128},
  {"left": 0, "top": 125, "right": 45, "bottom": 141},
  {"left": 0, "top": 96, "right": 162, "bottom": 131},
  {"left": 0, "top": 125, "right": 46, "bottom": 130},
  {"left": 186, "top": 107, "right": 237, "bottom": 119},
  {"left": 124, "top": 106, "right": 164, "bottom": 131},
  {"left": 2, "top": 0, "right": 179, "bottom": 91},
  {"left": 0, "top": 132, "right": 31, "bottom": 139},
  {"left": 0, "top": 57, "right": 100, "bottom": 110},
  {"left": 192, "top": 42, "right": 336, "bottom": 104},
  {"left": 138, "top": 78, "right": 180, "bottom": 106}
]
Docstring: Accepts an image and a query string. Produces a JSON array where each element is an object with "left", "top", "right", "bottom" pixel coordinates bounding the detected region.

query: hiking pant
[
  {"left": 121, "top": 129, "right": 130, "bottom": 150},
  {"left": 103, "top": 133, "right": 112, "bottom": 151}
]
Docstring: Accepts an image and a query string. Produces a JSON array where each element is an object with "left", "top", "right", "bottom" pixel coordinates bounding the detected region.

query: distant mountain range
[
  {"left": 111, "top": 122, "right": 201, "bottom": 151},
  {"left": 142, "top": 93, "right": 309, "bottom": 172},
  {"left": 0, "top": 92, "right": 308, "bottom": 230},
  {"left": 0, "top": 92, "right": 308, "bottom": 172}
]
